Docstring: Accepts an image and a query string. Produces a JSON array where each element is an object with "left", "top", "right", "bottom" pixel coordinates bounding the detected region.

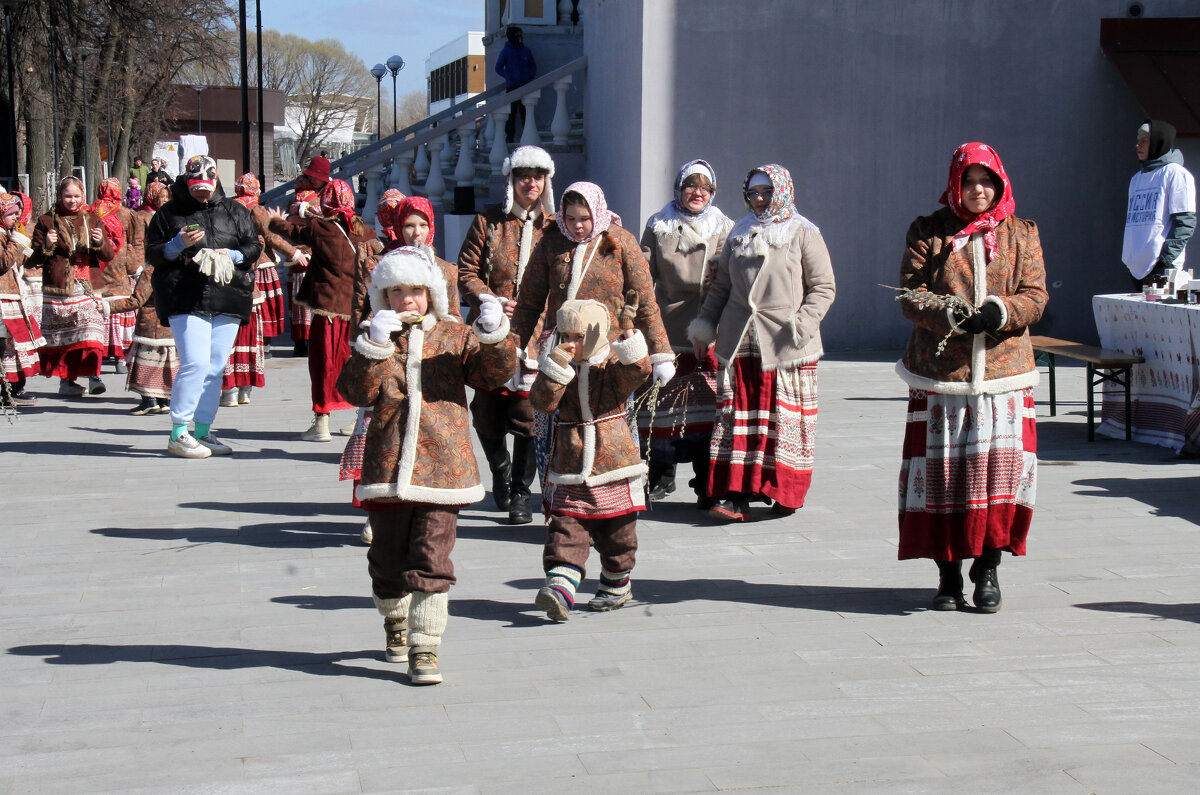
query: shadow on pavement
[
  {"left": 8, "top": 643, "right": 406, "bottom": 682},
  {"left": 1075, "top": 601, "right": 1200, "bottom": 624},
  {"left": 0, "top": 440, "right": 162, "bottom": 457},
  {"left": 272, "top": 594, "right": 372, "bottom": 610},
  {"left": 1070, "top": 475, "right": 1200, "bottom": 526},
  {"left": 180, "top": 500, "right": 359, "bottom": 518},
  {"left": 92, "top": 520, "right": 361, "bottom": 549}
]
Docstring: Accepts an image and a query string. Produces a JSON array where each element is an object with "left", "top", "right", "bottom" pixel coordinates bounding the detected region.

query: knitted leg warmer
[
  {"left": 546, "top": 564, "right": 582, "bottom": 609},
  {"left": 408, "top": 591, "right": 449, "bottom": 649},
  {"left": 374, "top": 593, "right": 412, "bottom": 620},
  {"left": 596, "top": 567, "right": 632, "bottom": 598}
]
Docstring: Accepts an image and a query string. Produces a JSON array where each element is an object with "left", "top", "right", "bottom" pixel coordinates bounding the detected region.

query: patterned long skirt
[
  {"left": 1, "top": 294, "right": 45, "bottom": 381},
  {"left": 339, "top": 408, "right": 372, "bottom": 482},
  {"left": 546, "top": 477, "right": 646, "bottom": 522},
  {"left": 222, "top": 313, "right": 265, "bottom": 389},
  {"left": 39, "top": 286, "right": 105, "bottom": 379},
  {"left": 898, "top": 388, "right": 1037, "bottom": 561},
  {"left": 636, "top": 349, "right": 718, "bottom": 462},
  {"left": 309, "top": 314, "right": 352, "bottom": 413},
  {"left": 126, "top": 339, "right": 179, "bottom": 399},
  {"left": 708, "top": 328, "right": 818, "bottom": 510},
  {"left": 103, "top": 304, "right": 137, "bottom": 358},
  {"left": 289, "top": 266, "right": 312, "bottom": 342},
  {"left": 255, "top": 264, "right": 286, "bottom": 338},
  {"left": 22, "top": 273, "right": 43, "bottom": 320}
]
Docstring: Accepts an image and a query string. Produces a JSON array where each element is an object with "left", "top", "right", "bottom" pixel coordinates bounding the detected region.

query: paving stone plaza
[{"left": 2, "top": 352, "right": 1199, "bottom": 793}]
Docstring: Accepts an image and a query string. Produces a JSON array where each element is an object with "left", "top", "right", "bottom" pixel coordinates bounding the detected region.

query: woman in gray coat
[{"left": 688, "top": 164, "right": 836, "bottom": 522}]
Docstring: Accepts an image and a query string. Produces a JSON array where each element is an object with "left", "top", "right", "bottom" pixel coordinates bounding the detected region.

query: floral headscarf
[
  {"left": 92, "top": 177, "right": 123, "bottom": 219},
  {"left": 673, "top": 159, "right": 717, "bottom": 217},
  {"left": 142, "top": 181, "right": 169, "bottom": 211},
  {"left": 0, "top": 192, "right": 20, "bottom": 221},
  {"left": 14, "top": 192, "right": 33, "bottom": 226},
  {"left": 556, "top": 181, "right": 620, "bottom": 244},
  {"left": 939, "top": 142, "right": 1015, "bottom": 262},
  {"left": 234, "top": 172, "right": 261, "bottom": 209},
  {"left": 742, "top": 164, "right": 795, "bottom": 223},
  {"left": 396, "top": 196, "right": 435, "bottom": 246},
  {"left": 55, "top": 176, "right": 87, "bottom": 215},
  {"left": 320, "top": 179, "right": 356, "bottom": 224},
  {"left": 377, "top": 188, "right": 406, "bottom": 238}
]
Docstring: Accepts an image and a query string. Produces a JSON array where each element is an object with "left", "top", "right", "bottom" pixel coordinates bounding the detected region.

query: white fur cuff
[
  {"left": 945, "top": 306, "right": 965, "bottom": 335},
  {"left": 983, "top": 295, "right": 1009, "bottom": 329},
  {"left": 473, "top": 314, "right": 511, "bottom": 345},
  {"left": 613, "top": 331, "right": 648, "bottom": 364},
  {"left": 540, "top": 355, "right": 575, "bottom": 385},
  {"left": 647, "top": 352, "right": 674, "bottom": 365},
  {"left": 354, "top": 335, "right": 395, "bottom": 360},
  {"left": 686, "top": 316, "right": 717, "bottom": 345}
]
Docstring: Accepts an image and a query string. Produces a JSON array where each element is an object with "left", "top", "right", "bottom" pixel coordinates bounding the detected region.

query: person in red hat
[{"left": 297, "top": 156, "right": 331, "bottom": 195}]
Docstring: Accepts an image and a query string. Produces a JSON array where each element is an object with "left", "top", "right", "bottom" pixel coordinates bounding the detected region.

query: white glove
[
  {"left": 193, "top": 248, "right": 235, "bottom": 285},
  {"left": 367, "top": 309, "right": 407, "bottom": 346},
  {"left": 97, "top": 298, "right": 111, "bottom": 318},
  {"left": 477, "top": 293, "right": 504, "bottom": 334},
  {"left": 652, "top": 360, "right": 676, "bottom": 387}
]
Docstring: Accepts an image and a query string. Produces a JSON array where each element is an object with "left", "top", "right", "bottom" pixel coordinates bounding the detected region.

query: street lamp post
[
  {"left": 370, "top": 64, "right": 386, "bottom": 140},
  {"left": 255, "top": 0, "right": 264, "bottom": 182},
  {"left": 238, "top": 0, "right": 250, "bottom": 174},
  {"left": 386, "top": 55, "right": 405, "bottom": 133},
  {"left": 192, "top": 85, "right": 205, "bottom": 134}
]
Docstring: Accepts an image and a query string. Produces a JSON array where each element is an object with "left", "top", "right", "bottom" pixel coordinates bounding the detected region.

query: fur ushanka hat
[
  {"left": 501, "top": 145, "right": 555, "bottom": 217},
  {"left": 369, "top": 246, "right": 451, "bottom": 320}
]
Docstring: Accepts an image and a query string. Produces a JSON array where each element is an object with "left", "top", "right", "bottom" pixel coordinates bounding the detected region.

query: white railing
[{"left": 262, "top": 56, "right": 586, "bottom": 221}]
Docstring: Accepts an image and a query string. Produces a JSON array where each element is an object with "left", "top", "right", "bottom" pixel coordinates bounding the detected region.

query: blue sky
[{"left": 257, "top": 0, "right": 485, "bottom": 97}]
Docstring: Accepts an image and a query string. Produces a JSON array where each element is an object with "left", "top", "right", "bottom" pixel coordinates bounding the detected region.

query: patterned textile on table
[
  {"left": 1, "top": 292, "right": 45, "bottom": 380},
  {"left": 339, "top": 407, "right": 372, "bottom": 482},
  {"left": 289, "top": 266, "right": 312, "bottom": 341},
  {"left": 39, "top": 286, "right": 105, "bottom": 378},
  {"left": 254, "top": 264, "right": 286, "bottom": 338},
  {"left": 125, "top": 341, "right": 178, "bottom": 398},
  {"left": 897, "top": 387, "right": 1037, "bottom": 560},
  {"left": 546, "top": 477, "right": 646, "bottom": 521},
  {"left": 635, "top": 349, "right": 718, "bottom": 457},
  {"left": 222, "top": 312, "right": 265, "bottom": 389},
  {"left": 708, "top": 326, "right": 818, "bottom": 510}
]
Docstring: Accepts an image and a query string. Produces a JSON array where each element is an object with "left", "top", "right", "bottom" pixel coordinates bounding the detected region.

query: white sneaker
[
  {"left": 196, "top": 433, "right": 232, "bottom": 456},
  {"left": 238, "top": 386, "right": 252, "bottom": 405},
  {"left": 219, "top": 389, "right": 238, "bottom": 407},
  {"left": 168, "top": 432, "right": 212, "bottom": 459},
  {"left": 300, "top": 413, "right": 332, "bottom": 442},
  {"left": 360, "top": 519, "right": 373, "bottom": 545}
]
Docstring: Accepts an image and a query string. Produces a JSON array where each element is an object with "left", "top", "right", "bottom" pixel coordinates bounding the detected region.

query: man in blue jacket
[{"left": 496, "top": 26, "right": 537, "bottom": 142}]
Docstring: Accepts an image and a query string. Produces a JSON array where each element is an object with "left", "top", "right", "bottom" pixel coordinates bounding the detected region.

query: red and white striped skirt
[
  {"left": 339, "top": 408, "right": 372, "bottom": 482},
  {"left": 898, "top": 388, "right": 1037, "bottom": 560},
  {"left": 289, "top": 267, "right": 312, "bottom": 342},
  {"left": 38, "top": 287, "right": 105, "bottom": 379},
  {"left": 1, "top": 295, "right": 45, "bottom": 380},
  {"left": 547, "top": 477, "right": 646, "bottom": 521},
  {"left": 222, "top": 313, "right": 264, "bottom": 389},
  {"left": 126, "top": 339, "right": 179, "bottom": 398},
  {"left": 255, "top": 264, "right": 286, "bottom": 338},
  {"left": 103, "top": 305, "right": 137, "bottom": 358}
]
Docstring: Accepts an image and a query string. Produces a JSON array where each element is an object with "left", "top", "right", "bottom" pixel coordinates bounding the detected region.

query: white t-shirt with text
[{"left": 1122, "top": 162, "right": 1196, "bottom": 279}]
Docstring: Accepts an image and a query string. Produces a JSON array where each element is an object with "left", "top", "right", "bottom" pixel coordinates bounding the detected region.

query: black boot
[
  {"left": 479, "top": 435, "right": 512, "bottom": 512},
  {"left": 932, "top": 561, "right": 966, "bottom": 611},
  {"left": 648, "top": 459, "right": 676, "bottom": 502},
  {"left": 508, "top": 435, "right": 535, "bottom": 525},
  {"left": 292, "top": 339, "right": 308, "bottom": 357},
  {"left": 688, "top": 436, "right": 715, "bottom": 509},
  {"left": 969, "top": 548, "right": 1002, "bottom": 613}
]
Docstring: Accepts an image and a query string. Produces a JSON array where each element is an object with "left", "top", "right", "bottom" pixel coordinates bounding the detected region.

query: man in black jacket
[{"left": 145, "top": 155, "right": 262, "bottom": 459}]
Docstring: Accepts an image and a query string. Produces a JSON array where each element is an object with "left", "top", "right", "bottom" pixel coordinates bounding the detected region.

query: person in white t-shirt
[{"left": 1122, "top": 119, "right": 1196, "bottom": 287}]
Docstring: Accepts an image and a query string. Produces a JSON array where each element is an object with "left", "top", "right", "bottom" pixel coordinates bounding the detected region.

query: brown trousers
[
  {"left": 367, "top": 504, "right": 459, "bottom": 599},
  {"left": 543, "top": 513, "right": 638, "bottom": 580},
  {"left": 470, "top": 388, "right": 534, "bottom": 439}
]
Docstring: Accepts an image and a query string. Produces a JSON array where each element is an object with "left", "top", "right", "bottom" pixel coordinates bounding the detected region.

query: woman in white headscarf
[{"left": 689, "top": 164, "right": 836, "bottom": 523}]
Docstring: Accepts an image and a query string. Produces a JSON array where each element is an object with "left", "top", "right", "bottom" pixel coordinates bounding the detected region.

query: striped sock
[
  {"left": 546, "top": 564, "right": 582, "bottom": 608},
  {"left": 597, "top": 567, "right": 632, "bottom": 597}
]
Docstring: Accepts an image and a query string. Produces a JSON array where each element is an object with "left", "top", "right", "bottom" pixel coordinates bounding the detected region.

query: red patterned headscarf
[
  {"left": 320, "top": 179, "right": 356, "bottom": 224},
  {"left": 377, "top": 188, "right": 406, "bottom": 239},
  {"left": 396, "top": 196, "right": 435, "bottom": 246},
  {"left": 142, "top": 181, "right": 169, "bottom": 211},
  {"left": 92, "top": 177, "right": 123, "bottom": 218},
  {"left": 556, "top": 181, "right": 619, "bottom": 243},
  {"left": 234, "top": 172, "right": 261, "bottom": 208},
  {"left": 939, "top": 142, "right": 1015, "bottom": 262},
  {"left": 14, "top": 192, "right": 33, "bottom": 226},
  {"left": 0, "top": 192, "right": 19, "bottom": 224}
]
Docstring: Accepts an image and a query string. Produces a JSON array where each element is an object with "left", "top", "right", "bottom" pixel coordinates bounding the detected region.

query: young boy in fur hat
[
  {"left": 336, "top": 246, "right": 517, "bottom": 684},
  {"left": 531, "top": 298, "right": 651, "bottom": 621}
]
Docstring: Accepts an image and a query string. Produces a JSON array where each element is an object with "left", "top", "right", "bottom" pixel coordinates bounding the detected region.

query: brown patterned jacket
[
  {"left": 100, "top": 205, "right": 138, "bottom": 298},
  {"left": 530, "top": 331, "right": 651, "bottom": 487},
  {"left": 27, "top": 211, "right": 116, "bottom": 295},
  {"left": 336, "top": 314, "right": 518, "bottom": 505},
  {"left": 248, "top": 204, "right": 297, "bottom": 268},
  {"left": 457, "top": 205, "right": 554, "bottom": 317},
  {"left": 898, "top": 207, "right": 1048, "bottom": 395},
  {"left": 269, "top": 215, "right": 378, "bottom": 319},
  {"left": 513, "top": 224, "right": 672, "bottom": 365},
  {"left": 129, "top": 207, "right": 152, "bottom": 273},
  {"left": 106, "top": 265, "right": 172, "bottom": 344}
]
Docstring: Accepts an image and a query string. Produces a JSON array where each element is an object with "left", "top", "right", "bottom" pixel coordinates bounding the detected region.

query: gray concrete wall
[{"left": 584, "top": 0, "right": 1200, "bottom": 351}]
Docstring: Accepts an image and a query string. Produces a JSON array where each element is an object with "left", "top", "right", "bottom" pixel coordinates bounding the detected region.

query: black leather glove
[
  {"left": 955, "top": 307, "right": 987, "bottom": 335},
  {"left": 978, "top": 301, "right": 1003, "bottom": 333}
]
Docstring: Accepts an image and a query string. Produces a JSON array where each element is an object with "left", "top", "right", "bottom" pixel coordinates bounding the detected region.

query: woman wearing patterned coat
[{"left": 897, "top": 142, "right": 1047, "bottom": 613}]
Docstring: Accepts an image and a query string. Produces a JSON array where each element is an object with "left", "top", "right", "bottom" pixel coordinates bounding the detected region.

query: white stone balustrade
[
  {"left": 414, "top": 142, "right": 429, "bottom": 182},
  {"left": 551, "top": 76, "right": 573, "bottom": 146},
  {"left": 425, "top": 135, "right": 448, "bottom": 211},
  {"left": 519, "top": 94, "right": 541, "bottom": 146},
  {"left": 454, "top": 127, "right": 477, "bottom": 186},
  {"left": 489, "top": 107, "right": 511, "bottom": 175},
  {"left": 393, "top": 150, "right": 414, "bottom": 196},
  {"left": 363, "top": 165, "right": 382, "bottom": 226}
]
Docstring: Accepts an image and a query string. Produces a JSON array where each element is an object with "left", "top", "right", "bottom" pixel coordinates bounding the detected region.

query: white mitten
[
  {"left": 98, "top": 298, "right": 111, "bottom": 318},
  {"left": 368, "top": 309, "right": 407, "bottom": 345},
  {"left": 477, "top": 293, "right": 504, "bottom": 333},
  {"left": 652, "top": 360, "right": 676, "bottom": 387},
  {"left": 193, "top": 249, "right": 235, "bottom": 285}
]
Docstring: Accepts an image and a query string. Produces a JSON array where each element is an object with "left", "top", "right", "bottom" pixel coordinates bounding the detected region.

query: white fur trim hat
[
  {"left": 502, "top": 145, "right": 555, "bottom": 216},
  {"left": 369, "top": 246, "right": 450, "bottom": 319}
]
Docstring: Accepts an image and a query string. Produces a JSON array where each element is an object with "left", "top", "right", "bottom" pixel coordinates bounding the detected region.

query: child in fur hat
[
  {"left": 530, "top": 298, "right": 651, "bottom": 621},
  {"left": 335, "top": 246, "right": 517, "bottom": 685}
]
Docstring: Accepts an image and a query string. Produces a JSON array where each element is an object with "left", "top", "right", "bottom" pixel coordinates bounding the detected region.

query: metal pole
[
  {"left": 376, "top": 79, "right": 382, "bottom": 138},
  {"left": 391, "top": 72, "right": 397, "bottom": 132},
  {"left": 81, "top": 53, "right": 91, "bottom": 197},
  {"left": 239, "top": 0, "right": 250, "bottom": 174},
  {"left": 255, "top": 0, "right": 264, "bottom": 182},
  {"left": 195, "top": 88, "right": 202, "bottom": 134}
]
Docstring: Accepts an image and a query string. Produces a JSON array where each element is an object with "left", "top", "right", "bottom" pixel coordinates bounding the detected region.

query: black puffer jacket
[{"left": 146, "top": 177, "right": 262, "bottom": 322}]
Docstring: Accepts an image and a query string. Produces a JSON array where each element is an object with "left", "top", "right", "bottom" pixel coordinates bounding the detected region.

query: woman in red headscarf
[
  {"left": 896, "top": 142, "right": 1048, "bottom": 614},
  {"left": 375, "top": 188, "right": 406, "bottom": 243},
  {"left": 0, "top": 191, "right": 46, "bottom": 405},
  {"left": 267, "top": 178, "right": 381, "bottom": 441},
  {"left": 233, "top": 172, "right": 293, "bottom": 349},
  {"left": 93, "top": 177, "right": 137, "bottom": 372},
  {"left": 27, "top": 176, "right": 115, "bottom": 396}
]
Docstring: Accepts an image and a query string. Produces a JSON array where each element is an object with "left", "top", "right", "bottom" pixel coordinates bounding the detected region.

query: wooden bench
[{"left": 1030, "top": 335, "right": 1145, "bottom": 441}]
